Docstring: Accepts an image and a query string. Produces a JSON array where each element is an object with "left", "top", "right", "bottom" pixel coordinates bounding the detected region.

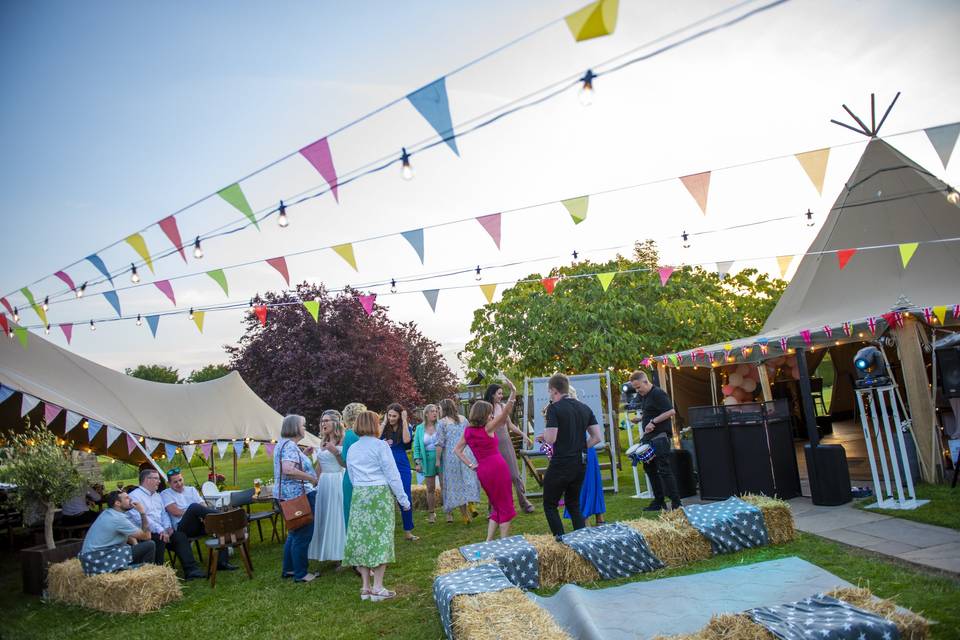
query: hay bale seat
[
  {"left": 652, "top": 587, "right": 929, "bottom": 640},
  {"left": 47, "top": 559, "right": 182, "bottom": 614},
  {"left": 451, "top": 588, "right": 572, "bottom": 640},
  {"left": 410, "top": 484, "right": 442, "bottom": 511},
  {"left": 741, "top": 494, "right": 795, "bottom": 545}
]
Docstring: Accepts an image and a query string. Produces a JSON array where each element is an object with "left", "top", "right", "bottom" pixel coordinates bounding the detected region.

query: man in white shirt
[
  {"left": 161, "top": 468, "right": 235, "bottom": 571},
  {"left": 127, "top": 468, "right": 205, "bottom": 580}
]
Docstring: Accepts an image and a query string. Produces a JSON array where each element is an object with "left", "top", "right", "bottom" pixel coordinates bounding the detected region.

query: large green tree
[
  {"left": 125, "top": 363, "right": 181, "bottom": 384},
  {"left": 462, "top": 241, "right": 785, "bottom": 378},
  {"left": 186, "top": 364, "right": 232, "bottom": 383}
]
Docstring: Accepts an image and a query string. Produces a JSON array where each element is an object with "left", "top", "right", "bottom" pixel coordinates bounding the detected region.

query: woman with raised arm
[
  {"left": 456, "top": 380, "right": 518, "bottom": 541},
  {"left": 484, "top": 381, "right": 535, "bottom": 513}
]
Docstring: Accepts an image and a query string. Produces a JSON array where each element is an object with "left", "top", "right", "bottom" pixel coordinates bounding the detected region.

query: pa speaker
[{"left": 936, "top": 346, "right": 960, "bottom": 399}]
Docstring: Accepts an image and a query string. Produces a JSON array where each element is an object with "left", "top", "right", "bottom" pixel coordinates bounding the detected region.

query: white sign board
[{"left": 530, "top": 373, "right": 605, "bottom": 443}]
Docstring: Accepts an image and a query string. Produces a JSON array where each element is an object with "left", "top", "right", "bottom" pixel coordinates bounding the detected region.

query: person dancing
[{"left": 484, "top": 382, "right": 535, "bottom": 513}]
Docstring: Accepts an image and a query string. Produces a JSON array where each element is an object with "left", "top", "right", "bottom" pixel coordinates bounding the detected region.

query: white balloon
[
  {"left": 741, "top": 378, "right": 757, "bottom": 393},
  {"left": 728, "top": 372, "right": 743, "bottom": 387},
  {"left": 722, "top": 396, "right": 739, "bottom": 405}
]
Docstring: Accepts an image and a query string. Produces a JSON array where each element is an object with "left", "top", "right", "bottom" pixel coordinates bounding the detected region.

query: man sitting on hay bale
[{"left": 78, "top": 490, "right": 155, "bottom": 574}]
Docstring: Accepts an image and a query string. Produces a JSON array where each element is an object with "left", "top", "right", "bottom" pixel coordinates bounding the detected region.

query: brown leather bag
[{"left": 277, "top": 441, "right": 313, "bottom": 531}]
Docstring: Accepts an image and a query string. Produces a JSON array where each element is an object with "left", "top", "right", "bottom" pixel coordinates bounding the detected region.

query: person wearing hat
[{"left": 627, "top": 370, "right": 681, "bottom": 512}]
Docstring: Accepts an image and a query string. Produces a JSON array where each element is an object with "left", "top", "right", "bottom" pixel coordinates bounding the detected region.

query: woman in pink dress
[{"left": 455, "top": 380, "right": 518, "bottom": 541}]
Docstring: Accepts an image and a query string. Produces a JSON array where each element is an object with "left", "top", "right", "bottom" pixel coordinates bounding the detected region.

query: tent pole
[
  {"left": 757, "top": 362, "right": 774, "bottom": 403},
  {"left": 892, "top": 316, "right": 937, "bottom": 483},
  {"left": 710, "top": 368, "right": 719, "bottom": 406},
  {"left": 233, "top": 446, "right": 238, "bottom": 485},
  {"left": 795, "top": 348, "right": 820, "bottom": 448}
]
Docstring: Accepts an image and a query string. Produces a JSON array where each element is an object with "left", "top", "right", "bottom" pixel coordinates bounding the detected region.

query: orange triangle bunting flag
[
  {"left": 795, "top": 148, "right": 830, "bottom": 195},
  {"left": 680, "top": 172, "right": 710, "bottom": 215}
]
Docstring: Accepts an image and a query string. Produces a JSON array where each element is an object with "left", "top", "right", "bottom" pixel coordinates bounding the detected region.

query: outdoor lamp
[
  {"left": 578, "top": 69, "right": 596, "bottom": 106},
  {"left": 400, "top": 148, "right": 413, "bottom": 181},
  {"left": 853, "top": 345, "right": 889, "bottom": 388},
  {"left": 277, "top": 200, "right": 289, "bottom": 227}
]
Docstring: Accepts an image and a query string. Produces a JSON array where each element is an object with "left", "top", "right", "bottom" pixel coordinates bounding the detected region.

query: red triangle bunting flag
[
  {"left": 154, "top": 280, "right": 176, "bottom": 306},
  {"left": 300, "top": 137, "right": 339, "bottom": 202},
  {"left": 0, "top": 314, "right": 7, "bottom": 335},
  {"left": 541, "top": 277, "right": 558, "bottom": 294},
  {"left": 476, "top": 213, "right": 502, "bottom": 249},
  {"left": 0, "top": 298, "right": 13, "bottom": 317},
  {"left": 158, "top": 215, "right": 187, "bottom": 262},
  {"left": 266, "top": 257, "right": 290, "bottom": 286},
  {"left": 837, "top": 248, "right": 857, "bottom": 270},
  {"left": 800, "top": 329, "right": 812, "bottom": 346},
  {"left": 254, "top": 305, "right": 267, "bottom": 326}
]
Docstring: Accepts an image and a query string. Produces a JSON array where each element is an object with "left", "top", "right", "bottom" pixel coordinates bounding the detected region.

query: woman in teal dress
[
  {"left": 413, "top": 404, "right": 440, "bottom": 523},
  {"left": 340, "top": 402, "right": 366, "bottom": 525}
]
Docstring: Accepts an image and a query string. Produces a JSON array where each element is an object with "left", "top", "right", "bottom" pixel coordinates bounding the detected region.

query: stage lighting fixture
[{"left": 853, "top": 346, "right": 890, "bottom": 388}]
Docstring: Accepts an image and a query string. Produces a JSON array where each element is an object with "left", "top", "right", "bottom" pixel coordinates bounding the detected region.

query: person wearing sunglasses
[{"left": 161, "top": 467, "right": 237, "bottom": 572}]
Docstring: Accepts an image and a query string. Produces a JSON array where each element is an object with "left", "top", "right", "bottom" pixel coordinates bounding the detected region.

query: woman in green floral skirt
[{"left": 343, "top": 410, "right": 412, "bottom": 601}]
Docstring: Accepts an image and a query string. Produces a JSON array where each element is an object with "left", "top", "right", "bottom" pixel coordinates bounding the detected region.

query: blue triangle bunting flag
[
  {"left": 165, "top": 443, "right": 178, "bottom": 461},
  {"left": 423, "top": 289, "right": 439, "bottom": 312},
  {"left": 233, "top": 440, "right": 245, "bottom": 456},
  {"left": 401, "top": 228, "right": 425, "bottom": 264},
  {"left": 86, "top": 254, "right": 114, "bottom": 286},
  {"left": 925, "top": 123, "right": 960, "bottom": 169},
  {"left": 87, "top": 419, "right": 103, "bottom": 441},
  {"left": 103, "top": 290, "right": 122, "bottom": 317},
  {"left": 146, "top": 314, "right": 160, "bottom": 338},
  {"left": 407, "top": 77, "right": 459, "bottom": 156},
  {"left": 0, "top": 385, "right": 14, "bottom": 405}
]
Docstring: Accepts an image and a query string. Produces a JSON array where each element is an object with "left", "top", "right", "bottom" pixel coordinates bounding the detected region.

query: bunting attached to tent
[
  {"left": 198, "top": 443, "right": 211, "bottom": 461},
  {"left": 680, "top": 172, "right": 711, "bottom": 215},
  {"left": 43, "top": 402, "right": 62, "bottom": 425},
  {"left": 154, "top": 280, "right": 176, "bottom": 305},
  {"left": 266, "top": 257, "right": 290, "bottom": 285},
  {"left": 842, "top": 322, "right": 852, "bottom": 337},
  {"left": 407, "top": 78, "right": 459, "bottom": 156},
  {"left": 402, "top": 229, "right": 425, "bottom": 264},
  {"left": 924, "top": 123, "right": 960, "bottom": 169},
  {"left": 20, "top": 288, "right": 46, "bottom": 325},
  {"left": 126, "top": 434, "right": 137, "bottom": 455},
  {"left": 232, "top": 441, "right": 244, "bottom": 457},
  {"left": 776, "top": 255, "right": 793, "bottom": 278},
  {"left": 13, "top": 327, "right": 28, "bottom": 350},
  {"left": 299, "top": 137, "right": 340, "bottom": 202},
  {"left": 87, "top": 420, "right": 103, "bottom": 441},
  {"left": 0, "top": 385, "right": 14, "bottom": 406},
  {"left": 59, "top": 323, "right": 73, "bottom": 344},
  {"left": 794, "top": 148, "right": 830, "bottom": 194},
  {"left": 658, "top": 266, "right": 674, "bottom": 286},
  {"left": 476, "top": 213, "right": 501, "bottom": 249},
  {"left": 837, "top": 248, "right": 857, "bottom": 270},
  {"left": 265, "top": 442, "right": 276, "bottom": 458},
  {"left": 206, "top": 269, "right": 229, "bottom": 297},
  {"left": 480, "top": 284, "right": 497, "bottom": 303},
  {"left": 823, "top": 325, "right": 833, "bottom": 338},
  {"left": 899, "top": 242, "right": 918, "bottom": 268},
  {"left": 333, "top": 243, "right": 358, "bottom": 271},
  {"left": 358, "top": 294, "right": 376, "bottom": 315},
  {"left": 144, "top": 438, "right": 160, "bottom": 454},
  {"left": 192, "top": 311, "right": 205, "bottom": 333},
  {"left": 158, "top": 215, "right": 187, "bottom": 262},
  {"left": 303, "top": 300, "right": 320, "bottom": 322},
  {"left": 422, "top": 289, "right": 439, "bottom": 312},
  {"left": 64, "top": 410, "right": 83, "bottom": 434},
  {"left": 933, "top": 305, "right": 948, "bottom": 325},
  {"left": 218, "top": 183, "right": 259, "bottom": 229},
  {"left": 541, "top": 277, "right": 558, "bottom": 294},
  {"left": 254, "top": 305, "right": 267, "bottom": 326},
  {"left": 562, "top": 196, "right": 589, "bottom": 224},
  {"left": 146, "top": 315, "right": 160, "bottom": 338},
  {"left": 106, "top": 426, "right": 122, "bottom": 448},
  {"left": 923, "top": 307, "right": 934, "bottom": 324},
  {"left": 216, "top": 441, "right": 229, "bottom": 459},
  {"left": 867, "top": 316, "right": 877, "bottom": 335},
  {"left": 564, "top": 0, "right": 619, "bottom": 41},
  {"left": 54, "top": 270, "right": 77, "bottom": 293},
  {"left": 164, "top": 443, "right": 178, "bottom": 461},
  {"left": 125, "top": 233, "right": 154, "bottom": 273},
  {"left": 20, "top": 393, "right": 40, "bottom": 417},
  {"left": 103, "top": 290, "right": 122, "bottom": 318},
  {"left": 183, "top": 444, "right": 198, "bottom": 462},
  {"left": 779, "top": 337, "right": 788, "bottom": 352},
  {"left": 85, "top": 254, "right": 114, "bottom": 286},
  {"left": 249, "top": 441, "right": 261, "bottom": 459}
]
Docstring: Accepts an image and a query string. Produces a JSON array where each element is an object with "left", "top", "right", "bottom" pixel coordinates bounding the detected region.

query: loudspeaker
[
  {"left": 668, "top": 449, "right": 698, "bottom": 498},
  {"left": 936, "top": 346, "right": 960, "bottom": 399},
  {"left": 804, "top": 444, "right": 852, "bottom": 506}
]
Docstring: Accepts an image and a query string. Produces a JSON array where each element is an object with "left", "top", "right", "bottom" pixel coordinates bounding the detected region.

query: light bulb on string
[
  {"left": 44, "top": 324, "right": 50, "bottom": 335},
  {"left": 390, "top": 279, "right": 397, "bottom": 294},
  {"left": 804, "top": 209, "right": 815, "bottom": 227},
  {"left": 947, "top": 187, "right": 960, "bottom": 206},
  {"left": 12, "top": 307, "right": 19, "bottom": 322},
  {"left": 572, "top": 250, "right": 579, "bottom": 263},
  {"left": 277, "top": 200, "right": 289, "bottom": 227},
  {"left": 130, "top": 263, "right": 140, "bottom": 283},
  {"left": 682, "top": 231, "right": 691, "bottom": 249},
  {"left": 193, "top": 236, "right": 204, "bottom": 259},
  {"left": 475, "top": 266, "right": 482, "bottom": 281},
  {"left": 77, "top": 282, "right": 87, "bottom": 298},
  {"left": 7, "top": 329, "right": 13, "bottom": 339},
  {"left": 89, "top": 319, "right": 96, "bottom": 331},
  {"left": 42, "top": 296, "right": 49, "bottom": 312},
  {"left": 136, "top": 314, "right": 142, "bottom": 327},
  {"left": 400, "top": 148, "right": 413, "bottom": 181},
  {"left": 188, "top": 308, "right": 195, "bottom": 321},
  {"left": 578, "top": 69, "right": 596, "bottom": 106}
]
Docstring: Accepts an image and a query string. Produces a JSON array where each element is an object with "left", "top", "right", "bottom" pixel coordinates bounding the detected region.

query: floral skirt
[{"left": 343, "top": 485, "right": 395, "bottom": 568}]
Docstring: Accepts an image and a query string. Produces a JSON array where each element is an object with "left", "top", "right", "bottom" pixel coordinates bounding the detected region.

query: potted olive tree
[{"left": 0, "top": 426, "right": 88, "bottom": 595}]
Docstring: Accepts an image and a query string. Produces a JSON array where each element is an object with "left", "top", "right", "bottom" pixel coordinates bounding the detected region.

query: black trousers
[
  {"left": 642, "top": 435, "right": 680, "bottom": 505},
  {"left": 177, "top": 502, "right": 231, "bottom": 568},
  {"left": 150, "top": 531, "right": 199, "bottom": 572},
  {"left": 543, "top": 458, "right": 586, "bottom": 537},
  {"left": 131, "top": 539, "right": 156, "bottom": 565}
]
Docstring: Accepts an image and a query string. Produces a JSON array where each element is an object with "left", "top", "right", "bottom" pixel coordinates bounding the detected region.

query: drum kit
[{"left": 625, "top": 442, "right": 655, "bottom": 467}]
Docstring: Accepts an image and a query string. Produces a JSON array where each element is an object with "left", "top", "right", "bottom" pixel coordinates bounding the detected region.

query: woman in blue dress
[{"left": 381, "top": 403, "right": 418, "bottom": 541}]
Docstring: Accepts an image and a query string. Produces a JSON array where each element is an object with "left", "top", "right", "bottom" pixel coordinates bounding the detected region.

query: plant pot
[{"left": 21, "top": 538, "right": 84, "bottom": 596}]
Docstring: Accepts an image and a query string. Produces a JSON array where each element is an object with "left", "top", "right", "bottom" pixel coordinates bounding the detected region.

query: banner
[
  {"left": 837, "top": 248, "right": 856, "bottom": 270},
  {"left": 218, "top": 183, "right": 259, "bottom": 229},
  {"left": 20, "top": 393, "right": 40, "bottom": 417},
  {"left": 299, "top": 136, "right": 340, "bottom": 202},
  {"left": 125, "top": 233, "right": 154, "bottom": 273},
  {"left": 303, "top": 300, "right": 320, "bottom": 322},
  {"left": 266, "top": 257, "right": 290, "bottom": 285},
  {"left": 596, "top": 272, "right": 616, "bottom": 291},
  {"left": 924, "top": 123, "right": 960, "bottom": 169},
  {"left": 86, "top": 254, "right": 114, "bottom": 285},
  {"left": 794, "top": 148, "right": 830, "bottom": 194},
  {"left": 476, "top": 213, "right": 501, "bottom": 249},
  {"left": 333, "top": 243, "right": 358, "bottom": 271},
  {"left": 216, "top": 441, "right": 229, "bottom": 459},
  {"left": 565, "top": 0, "right": 619, "bottom": 42},
  {"left": 402, "top": 228, "right": 425, "bottom": 264},
  {"left": 158, "top": 215, "right": 187, "bottom": 262},
  {"left": 562, "top": 196, "right": 588, "bottom": 224},
  {"left": 206, "top": 269, "right": 229, "bottom": 296},
  {"left": 103, "top": 290, "right": 122, "bottom": 317},
  {"left": 106, "top": 426, "right": 122, "bottom": 447},
  {"left": 407, "top": 78, "right": 459, "bottom": 156},
  {"left": 184, "top": 444, "right": 198, "bottom": 462},
  {"left": 680, "top": 172, "right": 711, "bottom": 215},
  {"left": 60, "top": 323, "right": 73, "bottom": 344},
  {"left": 54, "top": 270, "right": 77, "bottom": 292},
  {"left": 192, "top": 310, "right": 205, "bottom": 333},
  {"left": 480, "top": 284, "right": 497, "bottom": 303},
  {"left": 423, "top": 289, "right": 439, "bottom": 312},
  {"left": 146, "top": 315, "right": 160, "bottom": 338}
]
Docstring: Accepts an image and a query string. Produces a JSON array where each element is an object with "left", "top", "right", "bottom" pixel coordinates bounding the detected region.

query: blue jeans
[{"left": 282, "top": 491, "right": 315, "bottom": 580}]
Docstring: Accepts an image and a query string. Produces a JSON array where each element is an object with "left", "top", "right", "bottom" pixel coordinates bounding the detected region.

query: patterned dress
[{"left": 436, "top": 416, "right": 480, "bottom": 512}]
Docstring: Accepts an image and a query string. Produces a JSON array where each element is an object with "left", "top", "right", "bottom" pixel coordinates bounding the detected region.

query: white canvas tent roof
[
  {"left": 0, "top": 328, "right": 321, "bottom": 463},
  {"left": 656, "top": 137, "right": 960, "bottom": 367}
]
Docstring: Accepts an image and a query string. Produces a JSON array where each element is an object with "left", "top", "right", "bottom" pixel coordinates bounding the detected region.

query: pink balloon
[{"left": 721, "top": 384, "right": 734, "bottom": 396}]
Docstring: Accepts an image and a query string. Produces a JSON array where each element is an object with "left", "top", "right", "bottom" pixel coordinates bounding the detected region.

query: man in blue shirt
[{"left": 81, "top": 490, "right": 154, "bottom": 566}]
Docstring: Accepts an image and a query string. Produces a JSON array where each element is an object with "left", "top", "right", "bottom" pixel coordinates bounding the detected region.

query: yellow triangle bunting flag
[
  {"left": 332, "top": 243, "right": 358, "bottom": 271},
  {"left": 795, "top": 148, "right": 830, "bottom": 195},
  {"left": 480, "top": 284, "right": 497, "bottom": 304},
  {"left": 564, "top": 0, "right": 619, "bottom": 42},
  {"left": 192, "top": 311, "right": 205, "bottom": 333},
  {"left": 596, "top": 271, "right": 616, "bottom": 291},
  {"left": 933, "top": 305, "right": 947, "bottom": 325},
  {"left": 125, "top": 233, "right": 154, "bottom": 273},
  {"left": 776, "top": 255, "right": 793, "bottom": 278},
  {"left": 303, "top": 300, "right": 320, "bottom": 322},
  {"left": 899, "top": 242, "right": 918, "bottom": 269},
  {"left": 562, "top": 196, "right": 589, "bottom": 224}
]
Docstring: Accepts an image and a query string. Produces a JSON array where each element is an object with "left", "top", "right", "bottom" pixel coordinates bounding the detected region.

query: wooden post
[
  {"left": 893, "top": 316, "right": 938, "bottom": 483},
  {"left": 233, "top": 446, "right": 239, "bottom": 485},
  {"left": 757, "top": 362, "right": 774, "bottom": 403}
]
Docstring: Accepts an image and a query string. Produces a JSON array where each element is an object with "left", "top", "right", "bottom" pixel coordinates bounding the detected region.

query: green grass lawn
[
  {"left": 854, "top": 483, "right": 960, "bottom": 531},
  {"left": 2, "top": 445, "right": 959, "bottom": 639}
]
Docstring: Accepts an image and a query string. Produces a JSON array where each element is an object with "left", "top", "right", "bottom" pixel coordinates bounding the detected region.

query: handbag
[{"left": 277, "top": 440, "right": 314, "bottom": 531}]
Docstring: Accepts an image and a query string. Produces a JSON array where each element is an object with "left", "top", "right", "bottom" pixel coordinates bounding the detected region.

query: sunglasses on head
[{"left": 165, "top": 467, "right": 181, "bottom": 477}]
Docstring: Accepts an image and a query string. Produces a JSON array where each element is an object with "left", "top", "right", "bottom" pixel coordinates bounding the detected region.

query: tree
[
  {"left": 227, "top": 283, "right": 455, "bottom": 427},
  {"left": 462, "top": 241, "right": 786, "bottom": 380},
  {"left": 125, "top": 364, "right": 181, "bottom": 384},
  {"left": 186, "top": 364, "right": 232, "bottom": 383},
  {"left": 0, "top": 426, "right": 87, "bottom": 549},
  {"left": 395, "top": 322, "right": 459, "bottom": 405}
]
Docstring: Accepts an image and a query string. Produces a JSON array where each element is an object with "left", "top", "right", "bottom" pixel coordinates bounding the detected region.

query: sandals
[
  {"left": 369, "top": 587, "right": 396, "bottom": 602},
  {"left": 361, "top": 588, "right": 371, "bottom": 601},
  {"left": 294, "top": 572, "right": 317, "bottom": 583},
  {"left": 446, "top": 513, "right": 454, "bottom": 523},
  {"left": 405, "top": 533, "right": 420, "bottom": 541},
  {"left": 427, "top": 512, "right": 436, "bottom": 524}
]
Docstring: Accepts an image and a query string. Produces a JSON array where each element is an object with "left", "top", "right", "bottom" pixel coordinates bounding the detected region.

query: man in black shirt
[
  {"left": 628, "top": 370, "right": 681, "bottom": 511},
  {"left": 540, "top": 373, "right": 602, "bottom": 538}
]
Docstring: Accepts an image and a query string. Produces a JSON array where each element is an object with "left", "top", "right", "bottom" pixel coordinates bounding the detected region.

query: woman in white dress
[{"left": 308, "top": 410, "right": 347, "bottom": 567}]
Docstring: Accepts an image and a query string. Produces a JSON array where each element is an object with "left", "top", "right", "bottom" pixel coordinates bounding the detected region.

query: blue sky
[{"left": 2, "top": 0, "right": 959, "bottom": 376}]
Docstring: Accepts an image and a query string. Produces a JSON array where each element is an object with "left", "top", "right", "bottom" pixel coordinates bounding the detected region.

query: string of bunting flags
[
  {"left": 3, "top": 0, "right": 843, "bottom": 313},
  {"left": 0, "top": 382, "right": 278, "bottom": 462}
]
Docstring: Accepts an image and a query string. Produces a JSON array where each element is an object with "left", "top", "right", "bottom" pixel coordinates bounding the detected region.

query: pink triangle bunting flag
[
  {"left": 60, "top": 323, "right": 73, "bottom": 344},
  {"left": 0, "top": 314, "right": 7, "bottom": 336},
  {"left": 680, "top": 172, "right": 711, "bottom": 215},
  {"left": 54, "top": 270, "right": 76, "bottom": 292},
  {"left": 868, "top": 317, "right": 877, "bottom": 335},
  {"left": 43, "top": 402, "right": 62, "bottom": 425},
  {"left": 358, "top": 294, "right": 376, "bottom": 315},
  {"left": 300, "top": 137, "right": 339, "bottom": 202},
  {"left": 779, "top": 337, "right": 788, "bottom": 352},
  {"left": 923, "top": 307, "right": 933, "bottom": 324},
  {"left": 158, "top": 215, "right": 187, "bottom": 262},
  {"left": 476, "top": 213, "right": 502, "bottom": 249},
  {"left": 154, "top": 280, "right": 177, "bottom": 306},
  {"left": 823, "top": 325, "right": 833, "bottom": 338},
  {"left": 842, "top": 322, "right": 852, "bottom": 337},
  {"left": 266, "top": 257, "right": 290, "bottom": 286},
  {"left": 953, "top": 304, "right": 960, "bottom": 319},
  {"left": 126, "top": 434, "right": 138, "bottom": 455},
  {"left": 200, "top": 442, "right": 213, "bottom": 460},
  {"left": 658, "top": 266, "right": 674, "bottom": 286},
  {"left": 0, "top": 297, "right": 13, "bottom": 317},
  {"left": 800, "top": 330, "right": 812, "bottom": 346},
  {"left": 265, "top": 442, "right": 276, "bottom": 457}
]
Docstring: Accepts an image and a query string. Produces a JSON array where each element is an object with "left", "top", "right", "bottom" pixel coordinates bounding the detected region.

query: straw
[
  {"left": 47, "top": 558, "right": 182, "bottom": 614},
  {"left": 523, "top": 534, "right": 600, "bottom": 587},
  {"left": 451, "top": 588, "right": 572, "bottom": 640}
]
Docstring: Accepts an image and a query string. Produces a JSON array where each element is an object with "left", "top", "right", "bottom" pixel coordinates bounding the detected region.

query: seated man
[
  {"left": 78, "top": 490, "right": 154, "bottom": 575},
  {"left": 60, "top": 484, "right": 102, "bottom": 527},
  {"left": 127, "top": 468, "right": 205, "bottom": 580},
  {"left": 161, "top": 468, "right": 236, "bottom": 571}
]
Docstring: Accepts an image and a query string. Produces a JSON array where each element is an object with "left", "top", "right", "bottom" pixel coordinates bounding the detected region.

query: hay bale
[
  {"left": 411, "top": 484, "right": 442, "bottom": 510},
  {"left": 451, "top": 588, "right": 572, "bottom": 640},
  {"left": 623, "top": 516, "right": 712, "bottom": 566},
  {"left": 827, "top": 587, "right": 929, "bottom": 640},
  {"left": 47, "top": 558, "right": 182, "bottom": 614},
  {"left": 653, "top": 613, "right": 776, "bottom": 640},
  {"left": 741, "top": 495, "right": 796, "bottom": 545},
  {"left": 435, "top": 548, "right": 471, "bottom": 577},
  {"left": 524, "top": 534, "right": 599, "bottom": 587}
]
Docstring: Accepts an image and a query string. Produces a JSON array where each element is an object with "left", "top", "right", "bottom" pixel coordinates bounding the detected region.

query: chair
[
  {"left": 203, "top": 508, "right": 253, "bottom": 587},
  {"left": 809, "top": 377, "right": 828, "bottom": 415},
  {"left": 230, "top": 488, "right": 282, "bottom": 543},
  {"left": 201, "top": 481, "right": 223, "bottom": 508}
]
